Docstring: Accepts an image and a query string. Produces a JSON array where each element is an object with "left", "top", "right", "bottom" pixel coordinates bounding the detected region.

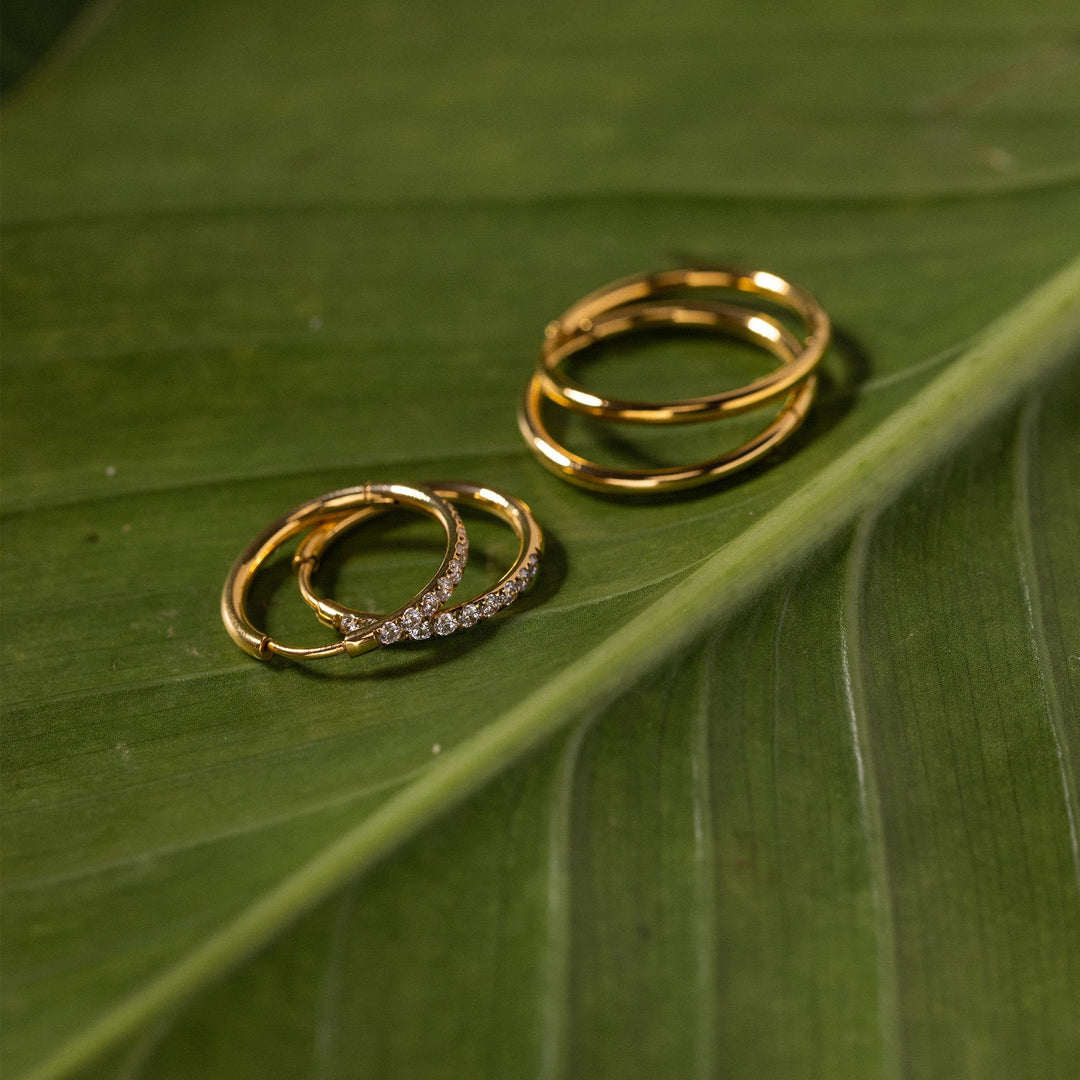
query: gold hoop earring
[
  {"left": 519, "top": 300, "right": 815, "bottom": 494},
  {"left": 221, "top": 482, "right": 467, "bottom": 660},
  {"left": 538, "top": 266, "right": 830, "bottom": 422},
  {"left": 293, "top": 481, "right": 543, "bottom": 644}
]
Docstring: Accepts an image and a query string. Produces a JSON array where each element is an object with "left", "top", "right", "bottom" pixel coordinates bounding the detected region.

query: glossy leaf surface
[{"left": 2, "top": 1, "right": 1079, "bottom": 1078}]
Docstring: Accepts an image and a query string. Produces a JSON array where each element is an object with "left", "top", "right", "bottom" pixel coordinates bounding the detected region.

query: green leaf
[{"left": 3, "top": 2, "right": 1080, "bottom": 1079}]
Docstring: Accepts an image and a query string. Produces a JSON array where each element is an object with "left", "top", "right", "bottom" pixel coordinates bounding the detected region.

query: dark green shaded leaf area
[
  {"left": 0, "top": 0, "right": 90, "bottom": 91},
  {"left": 3, "top": 1, "right": 1080, "bottom": 1078}
]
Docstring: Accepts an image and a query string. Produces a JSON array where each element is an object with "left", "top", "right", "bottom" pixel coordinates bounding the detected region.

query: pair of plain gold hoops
[
  {"left": 223, "top": 266, "right": 829, "bottom": 661},
  {"left": 518, "top": 267, "right": 832, "bottom": 494}
]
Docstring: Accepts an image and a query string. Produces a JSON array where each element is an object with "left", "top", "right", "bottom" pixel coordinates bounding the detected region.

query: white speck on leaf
[{"left": 981, "top": 146, "right": 1015, "bottom": 172}]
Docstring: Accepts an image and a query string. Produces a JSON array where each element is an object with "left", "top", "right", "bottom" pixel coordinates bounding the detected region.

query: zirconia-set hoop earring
[
  {"left": 519, "top": 266, "right": 831, "bottom": 494},
  {"left": 294, "top": 482, "right": 544, "bottom": 644},
  {"left": 220, "top": 481, "right": 543, "bottom": 663}
]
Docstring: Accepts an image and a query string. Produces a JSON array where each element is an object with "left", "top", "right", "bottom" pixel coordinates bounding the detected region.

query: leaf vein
[
  {"left": 4, "top": 766, "right": 428, "bottom": 896},
  {"left": 691, "top": 634, "right": 721, "bottom": 1080},
  {"left": 537, "top": 722, "right": 588, "bottom": 1080},
  {"left": 5, "top": 169, "right": 1080, "bottom": 233},
  {"left": 1012, "top": 393, "right": 1080, "bottom": 896},
  {"left": 840, "top": 513, "right": 903, "bottom": 1080}
]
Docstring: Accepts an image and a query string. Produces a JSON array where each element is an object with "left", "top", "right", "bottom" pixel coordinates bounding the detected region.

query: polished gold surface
[
  {"left": 294, "top": 481, "right": 544, "bottom": 641},
  {"left": 518, "top": 299, "right": 816, "bottom": 494},
  {"left": 220, "top": 482, "right": 465, "bottom": 661},
  {"left": 539, "top": 266, "right": 830, "bottom": 422}
]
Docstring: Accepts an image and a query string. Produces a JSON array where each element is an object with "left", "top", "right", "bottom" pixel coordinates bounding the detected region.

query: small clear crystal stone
[
  {"left": 420, "top": 592, "right": 441, "bottom": 615},
  {"left": 339, "top": 613, "right": 361, "bottom": 634},
  {"left": 446, "top": 561, "right": 463, "bottom": 584},
  {"left": 401, "top": 607, "right": 423, "bottom": 631},
  {"left": 409, "top": 619, "right": 433, "bottom": 641},
  {"left": 377, "top": 621, "right": 401, "bottom": 645},
  {"left": 499, "top": 584, "right": 517, "bottom": 605},
  {"left": 481, "top": 594, "right": 501, "bottom": 618},
  {"left": 457, "top": 604, "right": 479, "bottom": 628},
  {"left": 436, "top": 576, "right": 455, "bottom": 600},
  {"left": 434, "top": 612, "right": 457, "bottom": 636}
]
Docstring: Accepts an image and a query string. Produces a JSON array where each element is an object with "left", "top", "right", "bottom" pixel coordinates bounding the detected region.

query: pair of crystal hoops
[
  {"left": 221, "top": 481, "right": 543, "bottom": 662},
  {"left": 518, "top": 267, "right": 832, "bottom": 494}
]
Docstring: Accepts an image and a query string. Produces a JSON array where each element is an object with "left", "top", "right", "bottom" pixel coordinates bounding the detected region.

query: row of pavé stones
[
  {"left": 337, "top": 534, "right": 541, "bottom": 644},
  {"left": 377, "top": 550, "right": 540, "bottom": 644},
  {"left": 340, "top": 554, "right": 541, "bottom": 644},
  {"left": 337, "top": 521, "right": 468, "bottom": 641}
]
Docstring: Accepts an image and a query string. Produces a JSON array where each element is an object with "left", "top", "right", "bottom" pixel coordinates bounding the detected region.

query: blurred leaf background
[{"left": 2, "top": 1, "right": 1079, "bottom": 1078}]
